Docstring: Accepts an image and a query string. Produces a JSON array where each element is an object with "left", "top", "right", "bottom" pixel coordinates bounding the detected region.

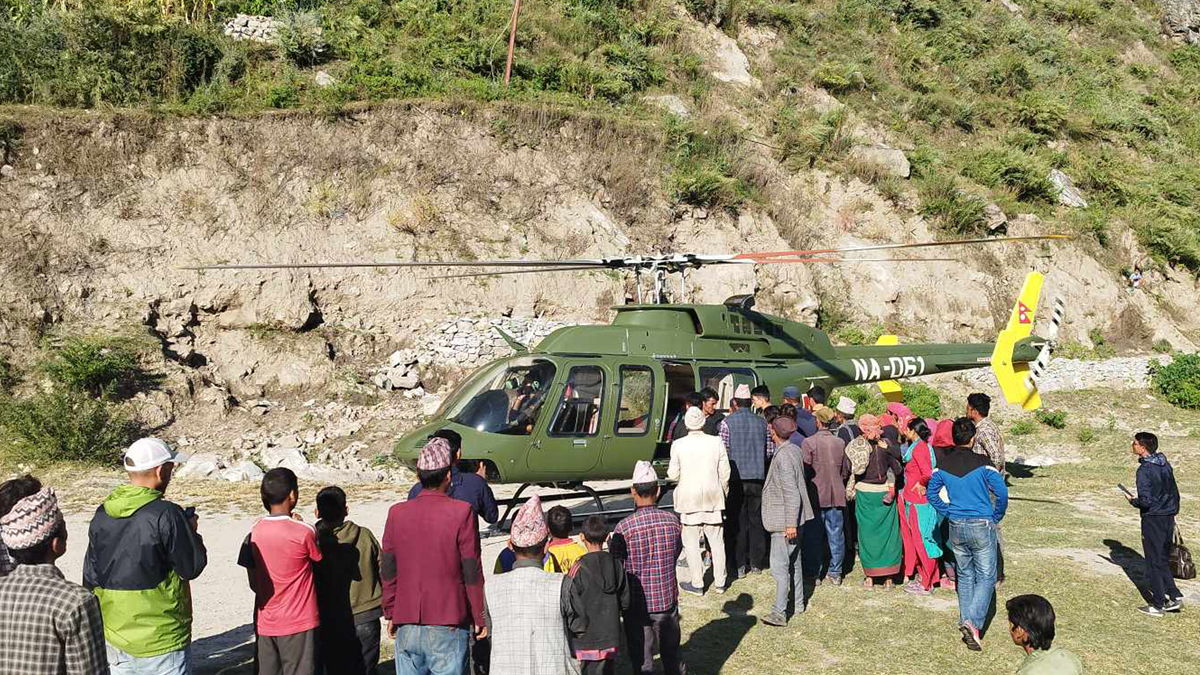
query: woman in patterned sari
[{"left": 846, "top": 414, "right": 904, "bottom": 589}]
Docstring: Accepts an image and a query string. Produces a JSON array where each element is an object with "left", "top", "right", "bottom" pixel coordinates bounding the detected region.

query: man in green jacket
[
  {"left": 1006, "top": 594, "right": 1083, "bottom": 675},
  {"left": 84, "top": 438, "right": 208, "bottom": 675}
]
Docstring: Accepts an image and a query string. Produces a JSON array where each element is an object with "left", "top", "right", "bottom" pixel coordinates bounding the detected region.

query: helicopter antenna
[{"left": 182, "top": 235, "right": 1073, "bottom": 305}]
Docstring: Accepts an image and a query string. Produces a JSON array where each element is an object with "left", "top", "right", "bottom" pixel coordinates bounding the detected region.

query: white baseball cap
[{"left": 124, "top": 438, "right": 185, "bottom": 472}]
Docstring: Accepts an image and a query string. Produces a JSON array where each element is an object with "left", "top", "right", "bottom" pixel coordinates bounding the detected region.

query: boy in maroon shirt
[{"left": 238, "top": 468, "right": 323, "bottom": 675}]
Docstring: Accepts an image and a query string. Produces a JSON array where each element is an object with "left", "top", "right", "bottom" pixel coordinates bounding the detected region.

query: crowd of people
[{"left": 0, "top": 383, "right": 1187, "bottom": 675}]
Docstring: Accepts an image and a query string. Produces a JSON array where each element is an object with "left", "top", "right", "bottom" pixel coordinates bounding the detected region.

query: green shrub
[
  {"left": 813, "top": 61, "right": 870, "bottom": 94},
  {"left": 918, "top": 175, "right": 987, "bottom": 235},
  {"left": 836, "top": 384, "right": 887, "bottom": 416},
  {"left": 1014, "top": 91, "right": 1068, "bottom": 137},
  {"left": 1010, "top": 419, "right": 1036, "bottom": 436},
  {"left": 0, "top": 388, "right": 136, "bottom": 465},
  {"left": 277, "top": 9, "right": 328, "bottom": 66},
  {"left": 1087, "top": 327, "right": 1115, "bottom": 358},
  {"left": 1038, "top": 0, "right": 1100, "bottom": 26},
  {"left": 1035, "top": 408, "right": 1067, "bottom": 429},
  {"left": 0, "top": 4, "right": 224, "bottom": 107},
  {"left": 1150, "top": 353, "right": 1200, "bottom": 410},
  {"left": 776, "top": 106, "right": 852, "bottom": 169},
  {"left": 1076, "top": 426, "right": 1096, "bottom": 445},
  {"left": 0, "top": 354, "right": 17, "bottom": 395},
  {"left": 1138, "top": 215, "right": 1200, "bottom": 271},
  {"left": 963, "top": 147, "right": 1057, "bottom": 202},
  {"left": 683, "top": 0, "right": 739, "bottom": 26},
  {"left": 833, "top": 324, "right": 886, "bottom": 346},
  {"left": 1153, "top": 339, "right": 1173, "bottom": 354},
  {"left": 901, "top": 382, "right": 942, "bottom": 419},
  {"left": 39, "top": 337, "right": 143, "bottom": 397},
  {"left": 667, "top": 117, "right": 754, "bottom": 209}
]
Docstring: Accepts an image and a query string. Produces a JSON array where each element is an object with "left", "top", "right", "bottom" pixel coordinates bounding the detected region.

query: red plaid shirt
[{"left": 612, "top": 506, "right": 682, "bottom": 614}]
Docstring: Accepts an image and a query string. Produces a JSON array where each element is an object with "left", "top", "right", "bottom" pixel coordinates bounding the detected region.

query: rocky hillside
[{"left": 2, "top": 0, "right": 1199, "bottom": 471}]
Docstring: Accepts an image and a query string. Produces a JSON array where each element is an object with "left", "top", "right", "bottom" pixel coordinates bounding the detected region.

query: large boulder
[
  {"left": 849, "top": 144, "right": 911, "bottom": 178},
  {"left": 1161, "top": 0, "right": 1200, "bottom": 43},
  {"left": 221, "top": 461, "right": 265, "bottom": 482},
  {"left": 1048, "top": 169, "right": 1087, "bottom": 208},
  {"left": 175, "top": 453, "right": 224, "bottom": 479}
]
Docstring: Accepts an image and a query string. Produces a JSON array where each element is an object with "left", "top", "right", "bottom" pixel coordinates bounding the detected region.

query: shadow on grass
[
  {"left": 1101, "top": 538, "right": 1153, "bottom": 603},
  {"left": 681, "top": 593, "right": 757, "bottom": 675}
]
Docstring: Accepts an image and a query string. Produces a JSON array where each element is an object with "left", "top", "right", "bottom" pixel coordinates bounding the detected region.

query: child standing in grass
[
  {"left": 545, "top": 505, "right": 588, "bottom": 573},
  {"left": 313, "top": 486, "right": 383, "bottom": 675},
  {"left": 567, "top": 515, "right": 631, "bottom": 675},
  {"left": 239, "top": 468, "right": 323, "bottom": 675}
]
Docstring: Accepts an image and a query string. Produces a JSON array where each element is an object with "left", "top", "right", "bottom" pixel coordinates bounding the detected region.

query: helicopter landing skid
[{"left": 486, "top": 482, "right": 673, "bottom": 539}]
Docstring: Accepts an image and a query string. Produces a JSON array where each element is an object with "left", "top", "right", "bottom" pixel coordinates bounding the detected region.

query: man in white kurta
[{"left": 668, "top": 407, "right": 731, "bottom": 594}]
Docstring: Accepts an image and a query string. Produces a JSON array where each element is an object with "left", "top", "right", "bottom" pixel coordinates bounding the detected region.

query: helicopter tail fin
[
  {"left": 874, "top": 334, "right": 905, "bottom": 402},
  {"left": 991, "top": 271, "right": 1044, "bottom": 411}
]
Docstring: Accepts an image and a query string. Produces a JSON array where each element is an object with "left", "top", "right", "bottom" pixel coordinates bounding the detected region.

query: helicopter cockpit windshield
[{"left": 444, "top": 357, "right": 557, "bottom": 435}]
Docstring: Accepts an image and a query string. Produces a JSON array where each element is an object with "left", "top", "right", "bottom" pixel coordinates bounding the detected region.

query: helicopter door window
[
  {"left": 615, "top": 366, "right": 654, "bottom": 436},
  {"left": 698, "top": 366, "right": 758, "bottom": 413},
  {"left": 661, "top": 363, "right": 697, "bottom": 443},
  {"left": 549, "top": 366, "right": 605, "bottom": 437}
]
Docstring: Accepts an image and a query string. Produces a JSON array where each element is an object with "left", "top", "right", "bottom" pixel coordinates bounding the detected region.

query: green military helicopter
[{"left": 191, "top": 235, "right": 1068, "bottom": 513}]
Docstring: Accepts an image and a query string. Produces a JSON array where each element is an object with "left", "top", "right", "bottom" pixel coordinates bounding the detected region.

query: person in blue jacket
[
  {"left": 927, "top": 417, "right": 1008, "bottom": 653},
  {"left": 1126, "top": 431, "right": 1183, "bottom": 617},
  {"left": 407, "top": 429, "right": 499, "bottom": 526}
]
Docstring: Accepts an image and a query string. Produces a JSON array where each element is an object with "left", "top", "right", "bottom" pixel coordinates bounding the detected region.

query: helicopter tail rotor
[{"left": 1024, "top": 296, "right": 1066, "bottom": 395}]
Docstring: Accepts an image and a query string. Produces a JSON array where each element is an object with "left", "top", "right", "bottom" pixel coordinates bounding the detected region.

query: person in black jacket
[
  {"left": 84, "top": 438, "right": 208, "bottom": 674},
  {"left": 567, "top": 515, "right": 632, "bottom": 675},
  {"left": 1126, "top": 432, "right": 1183, "bottom": 617}
]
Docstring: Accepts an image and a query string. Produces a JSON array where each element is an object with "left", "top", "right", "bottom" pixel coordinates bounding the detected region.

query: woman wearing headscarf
[
  {"left": 845, "top": 414, "right": 904, "bottom": 588},
  {"left": 898, "top": 417, "right": 942, "bottom": 595},
  {"left": 930, "top": 419, "right": 957, "bottom": 590}
]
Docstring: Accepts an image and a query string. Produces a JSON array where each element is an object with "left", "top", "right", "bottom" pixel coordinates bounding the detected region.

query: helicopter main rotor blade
[
  {"left": 748, "top": 256, "right": 962, "bottom": 264},
  {"left": 180, "top": 259, "right": 611, "bottom": 271},
  {"left": 732, "top": 234, "right": 1072, "bottom": 262},
  {"left": 427, "top": 257, "right": 961, "bottom": 278},
  {"left": 425, "top": 265, "right": 615, "bottom": 279}
]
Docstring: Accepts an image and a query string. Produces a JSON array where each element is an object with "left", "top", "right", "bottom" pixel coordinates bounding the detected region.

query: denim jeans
[
  {"left": 821, "top": 507, "right": 846, "bottom": 578},
  {"left": 394, "top": 625, "right": 469, "bottom": 675},
  {"left": 947, "top": 519, "right": 998, "bottom": 631},
  {"left": 770, "top": 532, "right": 805, "bottom": 616},
  {"left": 107, "top": 644, "right": 190, "bottom": 675}
]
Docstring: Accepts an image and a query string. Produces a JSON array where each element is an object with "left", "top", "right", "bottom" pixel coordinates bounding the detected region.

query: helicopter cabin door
[
  {"left": 600, "top": 362, "right": 662, "bottom": 474},
  {"left": 528, "top": 362, "right": 610, "bottom": 475}
]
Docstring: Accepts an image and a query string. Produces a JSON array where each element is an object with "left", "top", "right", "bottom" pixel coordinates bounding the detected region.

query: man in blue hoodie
[
  {"left": 927, "top": 418, "right": 1008, "bottom": 652},
  {"left": 1126, "top": 431, "right": 1183, "bottom": 617}
]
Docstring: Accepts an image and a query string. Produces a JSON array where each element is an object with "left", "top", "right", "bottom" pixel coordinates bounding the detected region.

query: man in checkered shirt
[
  {"left": 611, "top": 461, "right": 684, "bottom": 675},
  {"left": 0, "top": 475, "right": 109, "bottom": 675}
]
